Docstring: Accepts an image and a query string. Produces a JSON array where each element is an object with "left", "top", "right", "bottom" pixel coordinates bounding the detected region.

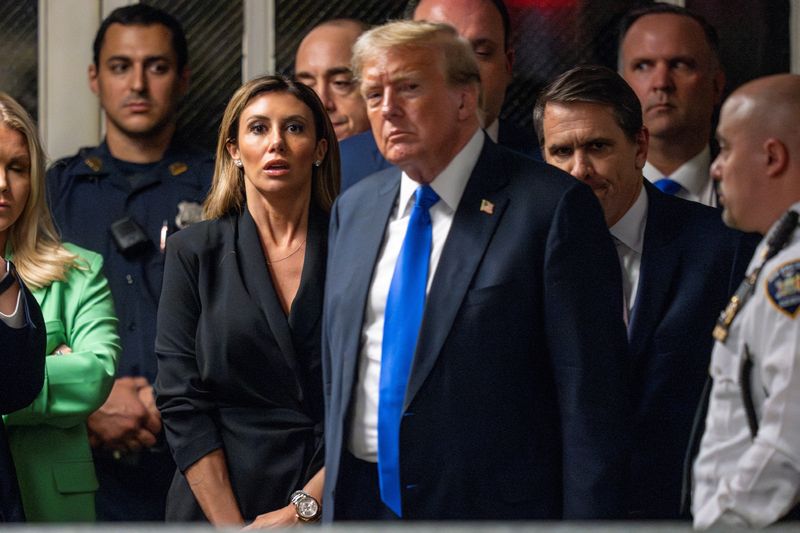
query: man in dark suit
[
  {"left": 534, "top": 65, "right": 757, "bottom": 519},
  {"left": 0, "top": 258, "right": 45, "bottom": 521},
  {"left": 323, "top": 21, "right": 630, "bottom": 521}
]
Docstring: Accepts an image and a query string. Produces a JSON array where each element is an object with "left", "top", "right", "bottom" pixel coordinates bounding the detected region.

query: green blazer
[{"left": 3, "top": 243, "right": 119, "bottom": 522}]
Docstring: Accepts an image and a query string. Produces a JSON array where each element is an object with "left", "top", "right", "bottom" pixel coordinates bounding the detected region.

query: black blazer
[
  {"left": 155, "top": 205, "right": 327, "bottom": 521},
  {"left": 323, "top": 137, "right": 631, "bottom": 520},
  {"left": 1, "top": 275, "right": 45, "bottom": 522},
  {"left": 625, "top": 182, "right": 758, "bottom": 519}
]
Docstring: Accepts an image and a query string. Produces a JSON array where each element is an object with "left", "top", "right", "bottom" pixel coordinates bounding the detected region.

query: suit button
[{"left": 126, "top": 274, "right": 134, "bottom": 285}]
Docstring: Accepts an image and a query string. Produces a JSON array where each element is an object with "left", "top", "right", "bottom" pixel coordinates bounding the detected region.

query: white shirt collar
[
  {"left": 609, "top": 183, "right": 648, "bottom": 254},
  {"left": 397, "top": 128, "right": 485, "bottom": 217},
  {"left": 643, "top": 146, "right": 710, "bottom": 198},
  {"left": 484, "top": 119, "right": 500, "bottom": 143}
]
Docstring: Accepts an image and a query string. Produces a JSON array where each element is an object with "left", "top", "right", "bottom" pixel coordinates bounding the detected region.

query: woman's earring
[
  {"left": 313, "top": 160, "right": 322, "bottom": 167},
  {"left": 234, "top": 159, "right": 243, "bottom": 168}
]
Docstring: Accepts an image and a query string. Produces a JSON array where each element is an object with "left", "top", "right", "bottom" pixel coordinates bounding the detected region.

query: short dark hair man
[
  {"left": 46, "top": 4, "right": 213, "bottom": 521},
  {"left": 692, "top": 74, "right": 800, "bottom": 529},
  {"left": 534, "top": 65, "right": 756, "bottom": 519},
  {"left": 323, "top": 21, "right": 629, "bottom": 521},
  {"left": 619, "top": 3, "right": 725, "bottom": 207}
]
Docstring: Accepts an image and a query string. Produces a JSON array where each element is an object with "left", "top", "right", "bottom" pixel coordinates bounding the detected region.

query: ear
[
  {"left": 226, "top": 140, "right": 240, "bottom": 162},
  {"left": 457, "top": 84, "right": 480, "bottom": 121},
  {"left": 634, "top": 126, "right": 649, "bottom": 170},
  {"left": 764, "top": 137, "right": 789, "bottom": 178},
  {"left": 314, "top": 138, "right": 328, "bottom": 164},
  {"left": 88, "top": 64, "right": 99, "bottom": 96}
]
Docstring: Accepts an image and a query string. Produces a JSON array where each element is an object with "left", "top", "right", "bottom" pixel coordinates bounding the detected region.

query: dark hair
[
  {"left": 204, "top": 75, "right": 340, "bottom": 218},
  {"left": 93, "top": 4, "right": 189, "bottom": 71},
  {"left": 405, "top": 0, "right": 512, "bottom": 51},
  {"left": 618, "top": 2, "right": 720, "bottom": 64},
  {"left": 533, "top": 65, "right": 643, "bottom": 146}
]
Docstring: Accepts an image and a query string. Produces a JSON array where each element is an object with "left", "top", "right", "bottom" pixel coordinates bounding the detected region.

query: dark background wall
[{"left": 0, "top": 0, "right": 791, "bottom": 151}]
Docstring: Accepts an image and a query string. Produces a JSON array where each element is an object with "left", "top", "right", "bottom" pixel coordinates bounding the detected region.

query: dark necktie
[
  {"left": 378, "top": 185, "right": 439, "bottom": 517},
  {"left": 654, "top": 177, "right": 683, "bottom": 195}
]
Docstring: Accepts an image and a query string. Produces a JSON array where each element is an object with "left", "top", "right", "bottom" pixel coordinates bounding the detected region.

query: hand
[
  {"left": 51, "top": 344, "right": 72, "bottom": 355},
  {"left": 87, "top": 376, "right": 158, "bottom": 453},
  {"left": 242, "top": 505, "right": 298, "bottom": 529},
  {"left": 137, "top": 383, "right": 162, "bottom": 435}
]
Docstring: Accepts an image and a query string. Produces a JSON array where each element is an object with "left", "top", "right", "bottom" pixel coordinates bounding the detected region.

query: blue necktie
[
  {"left": 654, "top": 177, "right": 683, "bottom": 195},
  {"left": 378, "top": 185, "right": 439, "bottom": 517}
]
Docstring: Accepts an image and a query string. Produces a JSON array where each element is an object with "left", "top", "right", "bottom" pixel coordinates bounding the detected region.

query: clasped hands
[{"left": 87, "top": 376, "right": 162, "bottom": 454}]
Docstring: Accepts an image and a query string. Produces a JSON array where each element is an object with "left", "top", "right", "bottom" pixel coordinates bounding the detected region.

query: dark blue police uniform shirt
[{"left": 46, "top": 141, "right": 213, "bottom": 383}]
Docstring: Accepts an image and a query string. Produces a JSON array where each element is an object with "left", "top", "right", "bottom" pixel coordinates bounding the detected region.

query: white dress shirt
[
  {"left": 348, "top": 129, "right": 485, "bottom": 461},
  {"left": 609, "top": 185, "right": 648, "bottom": 318},
  {"left": 644, "top": 146, "right": 717, "bottom": 207},
  {"left": 693, "top": 202, "right": 800, "bottom": 528}
]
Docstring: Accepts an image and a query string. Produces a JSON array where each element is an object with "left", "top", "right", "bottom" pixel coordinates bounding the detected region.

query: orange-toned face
[{"left": 360, "top": 46, "right": 477, "bottom": 182}]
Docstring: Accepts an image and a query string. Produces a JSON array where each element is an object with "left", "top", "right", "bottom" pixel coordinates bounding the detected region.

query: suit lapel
[
  {"left": 338, "top": 171, "right": 402, "bottom": 413},
  {"left": 405, "top": 140, "right": 509, "bottom": 408},
  {"left": 628, "top": 183, "right": 681, "bottom": 357},
  {"left": 236, "top": 208, "right": 303, "bottom": 399}
]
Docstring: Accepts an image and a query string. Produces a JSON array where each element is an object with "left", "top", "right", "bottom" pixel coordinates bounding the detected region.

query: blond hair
[
  {"left": 0, "top": 93, "right": 79, "bottom": 289},
  {"left": 204, "top": 75, "right": 340, "bottom": 219},
  {"left": 352, "top": 20, "right": 481, "bottom": 93}
]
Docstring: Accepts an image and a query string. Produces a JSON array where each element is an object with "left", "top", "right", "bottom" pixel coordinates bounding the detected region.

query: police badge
[{"left": 175, "top": 201, "right": 203, "bottom": 229}]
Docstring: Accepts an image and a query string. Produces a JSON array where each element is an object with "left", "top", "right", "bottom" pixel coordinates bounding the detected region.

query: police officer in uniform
[
  {"left": 46, "top": 5, "right": 212, "bottom": 521},
  {"left": 692, "top": 74, "right": 800, "bottom": 528}
]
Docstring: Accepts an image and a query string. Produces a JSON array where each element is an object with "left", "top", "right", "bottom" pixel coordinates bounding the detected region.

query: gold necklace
[{"left": 266, "top": 239, "right": 306, "bottom": 265}]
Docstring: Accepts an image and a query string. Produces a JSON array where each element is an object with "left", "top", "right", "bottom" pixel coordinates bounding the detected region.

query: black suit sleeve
[
  {"left": 543, "top": 182, "right": 631, "bottom": 518},
  {"left": 155, "top": 233, "right": 223, "bottom": 472},
  {"left": 0, "top": 279, "right": 45, "bottom": 414}
]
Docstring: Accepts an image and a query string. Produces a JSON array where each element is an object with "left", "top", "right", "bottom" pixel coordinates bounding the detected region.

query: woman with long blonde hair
[{"left": 0, "top": 92, "right": 119, "bottom": 522}]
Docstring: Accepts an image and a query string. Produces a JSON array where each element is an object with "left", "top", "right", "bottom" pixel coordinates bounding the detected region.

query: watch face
[{"left": 297, "top": 497, "right": 319, "bottom": 519}]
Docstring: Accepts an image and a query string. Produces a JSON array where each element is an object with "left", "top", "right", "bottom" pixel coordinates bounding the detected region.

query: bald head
[
  {"left": 712, "top": 74, "right": 800, "bottom": 234},
  {"left": 295, "top": 19, "right": 370, "bottom": 140}
]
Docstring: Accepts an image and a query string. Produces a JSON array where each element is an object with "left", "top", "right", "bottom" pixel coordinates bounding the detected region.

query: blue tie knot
[
  {"left": 415, "top": 185, "right": 440, "bottom": 210},
  {"left": 654, "top": 178, "right": 683, "bottom": 195}
]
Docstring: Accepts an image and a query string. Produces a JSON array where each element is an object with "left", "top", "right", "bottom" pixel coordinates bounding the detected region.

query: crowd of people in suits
[{"left": 2, "top": 0, "right": 800, "bottom": 529}]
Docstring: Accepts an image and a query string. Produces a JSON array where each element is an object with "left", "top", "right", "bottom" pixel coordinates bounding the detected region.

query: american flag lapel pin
[{"left": 480, "top": 199, "right": 494, "bottom": 215}]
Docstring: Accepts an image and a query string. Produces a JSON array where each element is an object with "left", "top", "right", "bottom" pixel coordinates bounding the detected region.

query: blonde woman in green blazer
[{"left": 0, "top": 93, "right": 119, "bottom": 522}]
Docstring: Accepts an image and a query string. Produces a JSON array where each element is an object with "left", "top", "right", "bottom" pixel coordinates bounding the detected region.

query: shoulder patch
[{"left": 766, "top": 260, "right": 800, "bottom": 318}]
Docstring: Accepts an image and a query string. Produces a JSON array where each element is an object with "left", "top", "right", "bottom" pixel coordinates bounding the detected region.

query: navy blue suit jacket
[
  {"left": 323, "top": 137, "right": 631, "bottom": 520},
  {"left": 1, "top": 277, "right": 45, "bottom": 522},
  {"left": 625, "top": 182, "right": 758, "bottom": 519},
  {"left": 339, "top": 120, "right": 540, "bottom": 192}
]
